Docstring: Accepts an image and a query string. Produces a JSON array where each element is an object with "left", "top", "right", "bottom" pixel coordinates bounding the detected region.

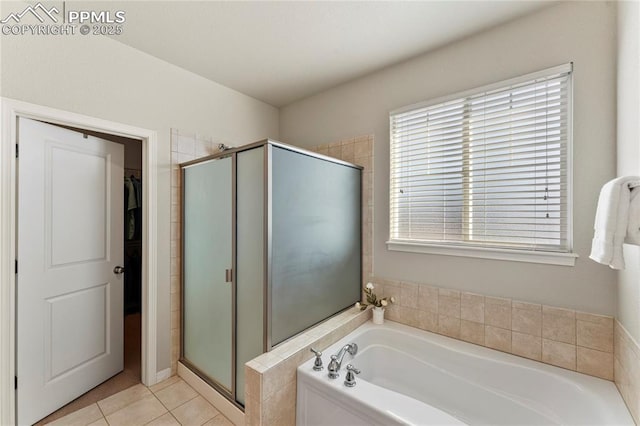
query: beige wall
[
  {"left": 280, "top": 1, "right": 619, "bottom": 316},
  {"left": 617, "top": 0, "right": 640, "bottom": 342},
  {"left": 0, "top": 26, "right": 279, "bottom": 372}
]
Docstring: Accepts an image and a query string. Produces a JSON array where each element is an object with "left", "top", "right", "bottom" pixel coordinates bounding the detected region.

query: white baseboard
[
  {"left": 178, "top": 362, "right": 244, "bottom": 426},
  {"left": 156, "top": 368, "right": 172, "bottom": 383}
]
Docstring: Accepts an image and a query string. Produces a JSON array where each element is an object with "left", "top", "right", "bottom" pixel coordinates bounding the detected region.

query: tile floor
[{"left": 45, "top": 377, "right": 234, "bottom": 426}]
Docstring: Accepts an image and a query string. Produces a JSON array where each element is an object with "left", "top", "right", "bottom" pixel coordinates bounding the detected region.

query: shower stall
[{"left": 180, "top": 139, "right": 362, "bottom": 408}]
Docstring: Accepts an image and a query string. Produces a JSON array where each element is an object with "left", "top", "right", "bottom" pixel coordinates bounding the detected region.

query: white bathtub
[{"left": 297, "top": 320, "right": 633, "bottom": 425}]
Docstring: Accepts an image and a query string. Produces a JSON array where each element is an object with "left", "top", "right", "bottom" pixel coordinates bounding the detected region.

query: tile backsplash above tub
[
  {"left": 614, "top": 320, "right": 640, "bottom": 423},
  {"left": 372, "top": 277, "right": 615, "bottom": 381}
]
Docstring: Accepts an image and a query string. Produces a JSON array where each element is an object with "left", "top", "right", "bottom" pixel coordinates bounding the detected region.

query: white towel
[
  {"left": 625, "top": 186, "right": 640, "bottom": 245},
  {"left": 590, "top": 176, "right": 640, "bottom": 269}
]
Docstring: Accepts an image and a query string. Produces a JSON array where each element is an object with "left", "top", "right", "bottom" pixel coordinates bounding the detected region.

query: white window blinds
[{"left": 390, "top": 65, "right": 572, "bottom": 253}]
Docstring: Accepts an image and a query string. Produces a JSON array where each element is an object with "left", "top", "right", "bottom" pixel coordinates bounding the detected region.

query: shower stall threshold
[{"left": 178, "top": 362, "right": 244, "bottom": 426}]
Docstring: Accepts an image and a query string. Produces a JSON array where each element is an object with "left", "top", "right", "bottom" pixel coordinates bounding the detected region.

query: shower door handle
[{"left": 225, "top": 268, "right": 233, "bottom": 283}]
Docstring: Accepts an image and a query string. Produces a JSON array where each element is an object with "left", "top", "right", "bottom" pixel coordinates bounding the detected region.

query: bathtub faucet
[{"left": 327, "top": 343, "right": 358, "bottom": 379}]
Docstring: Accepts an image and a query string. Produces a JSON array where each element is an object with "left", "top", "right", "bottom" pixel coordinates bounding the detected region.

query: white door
[{"left": 17, "top": 118, "right": 125, "bottom": 425}]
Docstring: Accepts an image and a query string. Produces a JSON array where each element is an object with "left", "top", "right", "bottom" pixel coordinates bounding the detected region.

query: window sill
[{"left": 386, "top": 240, "right": 578, "bottom": 266}]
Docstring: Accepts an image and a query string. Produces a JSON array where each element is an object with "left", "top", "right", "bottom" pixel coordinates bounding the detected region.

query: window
[{"left": 388, "top": 64, "right": 576, "bottom": 266}]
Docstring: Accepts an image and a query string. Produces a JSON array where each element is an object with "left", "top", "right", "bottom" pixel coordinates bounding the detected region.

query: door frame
[{"left": 0, "top": 98, "right": 159, "bottom": 425}]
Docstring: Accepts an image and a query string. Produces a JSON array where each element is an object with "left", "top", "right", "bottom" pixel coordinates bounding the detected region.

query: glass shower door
[{"left": 182, "top": 156, "right": 233, "bottom": 392}]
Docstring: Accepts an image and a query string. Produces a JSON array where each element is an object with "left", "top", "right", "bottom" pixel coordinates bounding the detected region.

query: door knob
[{"left": 113, "top": 266, "right": 125, "bottom": 274}]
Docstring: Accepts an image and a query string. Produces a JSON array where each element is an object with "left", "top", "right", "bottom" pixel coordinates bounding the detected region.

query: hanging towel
[
  {"left": 625, "top": 185, "right": 640, "bottom": 245},
  {"left": 131, "top": 176, "right": 142, "bottom": 240},
  {"left": 132, "top": 176, "right": 142, "bottom": 208},
  {"left": 590, "top": 176, "right": 640, "bottom": 269},
  {"left": 125, "top": 177, "right": 138, "bottom": 240}
]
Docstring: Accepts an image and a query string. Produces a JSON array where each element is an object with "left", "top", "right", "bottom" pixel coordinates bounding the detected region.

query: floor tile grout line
[
  {"left": 169, "top": 393, "right": 200, "bottom": 413},
  {"left": 151, "top": 377, "right": 201, "bottom": 413},
  {"left": 149, "top": 376, "right": 181, "bottom": 395},
  {"left": 95, "top": 401, "right": 108, "bottom": 425},
  {"left": 203, "top": 412, "right": 224, "bottom": 426},
  {"left": 49, "top": 376, "right": 233, "bottom": 426},
  {"left": 103, "top": 389, "right": 166, "bottom": 425},
  {"left": 142, "top": 408, "right": 173, "bottom": 426},
  {"left": 168, "top": 411, "right": 182, "bottom": 425},
  {"left": 97, "top": 383, "right": 149, "bottom": 419},
  {"left": 168, "top": 392, "right": 221, "bottom": 426},
  {"left": 109, "top": 379, "right": 188, "bottom": 425},
  {"left": 151, "top": 388, "right": 202, "bottom": 421},
  {"left": 196, "top": 409, "right": 219, "bottom": 426},
  {"left": 150, "top": 391, "right": 172, "bottom": 413}
]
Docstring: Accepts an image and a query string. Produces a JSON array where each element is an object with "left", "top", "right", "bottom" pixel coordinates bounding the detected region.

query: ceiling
[{"left": 90, "top": 1, "right": 553, "bottom": 107}]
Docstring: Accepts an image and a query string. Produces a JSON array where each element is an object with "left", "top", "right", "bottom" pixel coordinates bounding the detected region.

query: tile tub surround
[
  {"left": 615, "top": 320, "right": 640, "bottom": 423},
  {"left": 371, "top": 278, "right": 615, "bottom": 381},
  {"left": 244, "top": 307, "right": 370, "bottom": 426}
]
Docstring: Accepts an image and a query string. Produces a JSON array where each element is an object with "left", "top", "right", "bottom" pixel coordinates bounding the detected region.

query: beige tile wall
[
  {"left": 371, "top": 277, "right": 615, "bottom": 380},
  {"left": 614, "top": 320, "right": 640, "bottom": 423},
  {"left": 170, "top": 129, "right": 226, "bottom": 374}
]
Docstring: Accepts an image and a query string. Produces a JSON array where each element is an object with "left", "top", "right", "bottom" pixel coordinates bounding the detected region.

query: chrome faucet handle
[
  {"left": 327, "top": 355, "right": 340, "bottom": 379},
  {"left": 346, "top": 343, "right": 358, "bottom": 356},
  {"left": 310, "top": 347, "right": 323, "bottom": 371},
  {"left": 344, "top": 364, "right": 361, "bottom": 387},
  {"left": 346, "top": 364, "right": 361, "bottom": 374}
]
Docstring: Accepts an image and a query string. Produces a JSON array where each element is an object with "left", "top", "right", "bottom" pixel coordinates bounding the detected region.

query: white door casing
[
  {"left": 0, "top": 98, "right": 158, "bottom": 426},
  {"left": 17, "top": 118, "right": 124, "bottom": 425}
]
